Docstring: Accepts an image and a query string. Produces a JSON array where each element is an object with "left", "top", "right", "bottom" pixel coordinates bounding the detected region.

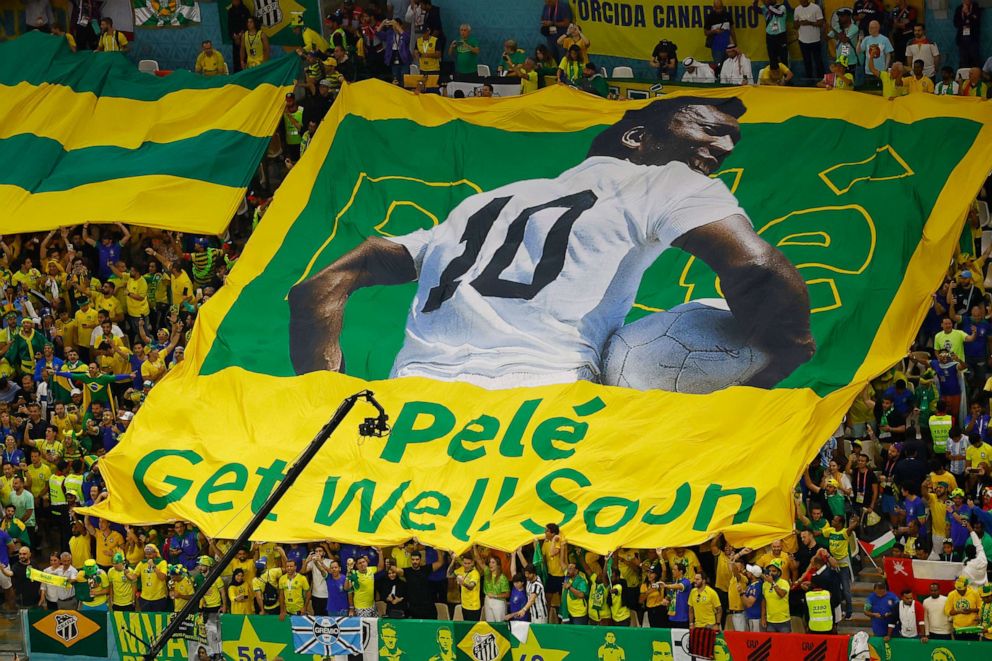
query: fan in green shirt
[
  {"left": 579, "top": 62, "right": 609, "bottom": 98},
  {"left": 448, "top": 25, "right": 479, "bottom": 75},
  {"left": 562, "top": 563, "right": 589, "bottom": 621}
]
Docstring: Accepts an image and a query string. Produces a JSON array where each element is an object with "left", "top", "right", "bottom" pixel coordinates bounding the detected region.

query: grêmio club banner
[
  {"left": 568, "top": 0, "right": 925, "bottom": 63},
  {"left": 80, "top": 83, "right": 992, "bottom": 553}
]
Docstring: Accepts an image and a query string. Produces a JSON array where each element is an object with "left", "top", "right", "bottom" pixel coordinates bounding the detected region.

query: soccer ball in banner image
[{"left": 601, "top": 299, "right": 771, "bottom": 394}]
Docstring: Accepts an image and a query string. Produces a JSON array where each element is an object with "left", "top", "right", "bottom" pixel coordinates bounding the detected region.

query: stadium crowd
[
  {"left": 0, "top": 201, "right": 989, "bottom": 645},
  {"left": 5, "top": 0, "right": 992, "bottom": 651}
]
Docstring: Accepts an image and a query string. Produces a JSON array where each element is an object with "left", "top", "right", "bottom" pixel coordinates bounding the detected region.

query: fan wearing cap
[
  {"left": 945, "top": 576, "right": 981, "bottom": 638},
  {"left": 108, "top": 551, "right": 137, "bottom": 611},
  {"left": 169, "top": 564, "right": 195, "bottom": 613},
  {"left": 194, "top": 555, "right": 227, "bottom": 613},
  {"left": 816, "top": 55, "right": 854, "bottom": 90},
  {"left": 681, "top": 57, "right": 715, "bottom": 83},
  {"left": 979, "top": 584, "right": 992, "bottom": 640},
  {"left": 253, "top": 558, "right": 283, "bottom": 615},
  {"left": 738, "top": 564, "right": 764, "bottom": 631},
  {"left": 759, "top": 560, "right": 790, "bottom": 632},
  {"left": 76, "top": 559, "right": 110, "bottom": 611},
  {"left": 579, "top": 62, "right": 609, "bottom": 97}
]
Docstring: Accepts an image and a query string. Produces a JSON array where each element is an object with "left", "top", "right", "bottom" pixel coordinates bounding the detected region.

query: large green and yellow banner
[
  {"left": 81, "top": 82, "right": 992, "bottom": 553},
  {"left": 0, "top": 32, "right": 296, "bottom": 234}
]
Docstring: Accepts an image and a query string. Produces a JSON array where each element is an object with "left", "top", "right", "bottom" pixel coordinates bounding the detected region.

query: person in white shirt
[
  {"left": 895, "top": 588, "right": 927, "bottom": 642},
  {"left": 905, "top": 25, "right": 940, "bottom": 78},
  {"left": 792, "top": 0, "right": 824, "bottom": 80},
  {"left": 289, "top": 98, "right": 814, "bottom": 390},
  {"left": 719, "top": 43, "right": 754, "bottom": 85},
  {"left": 961, "top": 526, "right": 988, "bottom": 586},
  {"left": 922, "top": 582, "right": 952, "bottom": 640},
  {"left": 681, "top": 57, "right": 716, "bottom": 83}
]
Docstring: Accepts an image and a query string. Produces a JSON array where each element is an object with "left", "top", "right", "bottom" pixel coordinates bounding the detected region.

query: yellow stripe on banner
[
  {"left": 334, "top": 79, "right": 992, "bottom": 134},
  {"left": 0, "top": 80, "right": 293, "bottom": 150},
  {"left": 0, "top": 176, "right": 243, "bottom": 235}
]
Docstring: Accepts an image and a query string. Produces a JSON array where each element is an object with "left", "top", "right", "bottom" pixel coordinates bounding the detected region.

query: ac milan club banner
[{"left": 80, "top": 82, "right": 992, "bottom": 553}]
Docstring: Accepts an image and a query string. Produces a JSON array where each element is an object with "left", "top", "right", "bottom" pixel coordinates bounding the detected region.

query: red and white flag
[{"left": 883, "top": 557, "right": 960, "bottom": 597}]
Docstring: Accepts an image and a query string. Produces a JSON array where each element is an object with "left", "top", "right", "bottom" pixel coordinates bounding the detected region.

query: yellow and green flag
[
  {"left": 0, "top": 32, "right": 296, "bottom": 234},
  {"left": 81, "top": 82, "right": 992, "bottom": 553}
]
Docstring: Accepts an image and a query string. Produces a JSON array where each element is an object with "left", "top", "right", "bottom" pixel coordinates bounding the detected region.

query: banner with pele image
[{"left": 79, "top": 82, "right": 992, "bottom": 552}]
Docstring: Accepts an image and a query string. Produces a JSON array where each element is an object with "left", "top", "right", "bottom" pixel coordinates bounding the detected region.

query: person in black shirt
[
  {"left": 704, "top": 0, "right": 734, "bottom": 65},
  {"left": 893, "top": 445, "right": 929, "bottom": 495},
  {"left": 228, "top": 0, "right": 252, "bottom": 73},
  {"left": 10, "top": 546, "right": 36, "bottom": 608},
  {"left": 302, "top": 80, "right": 334, "bottom": 129},
  {"left": 878, "top": 396, "right": 906, "bottom": 444},
  {"left": 650, "top": 39, "right": 678, "bottom": 80},
  {"left": 396, "top": 551, "right": 436, "bottom": 619}
]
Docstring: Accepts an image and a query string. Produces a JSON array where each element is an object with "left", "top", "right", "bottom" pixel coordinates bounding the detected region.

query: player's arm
[
  {"left": 673, "top": 214, "right": 814, "bottom": 387},
  {"left": 288, "top": 237, "right": 417, "bottom": 374}
]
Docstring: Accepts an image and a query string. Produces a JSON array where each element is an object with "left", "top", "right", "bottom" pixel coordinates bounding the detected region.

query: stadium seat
[
  {"left": 434, "top": 602, "right": 450, "bottom": 620},
  {"left": 612, "top": 66, "right": 635, "bottom": 78},
  {"left": 375, "top": 600, "right": 387, "bottom": 616},
  {"left": 601, "top": 67, "right": 608, "bottom": 78},
  {"left": 979, "top": 200, "right": 990, "bottom": 227},
  {"left": 642, "top": 611, "right": 650, "bottom": 627},
  {"left": 138, "top": 60, "right": 159, "bottom": 75},
  {"left": 957, "top": 67, "right": 971, "bottom": 81},
  {"left": 410, "top": 64, "right": 420, "bottom": 75},
  {"left": 453, "top": 605, "right": 464, "bottom": 621},
  {"left": 477, "top": 64, "right": 491, "bottom": 77}
]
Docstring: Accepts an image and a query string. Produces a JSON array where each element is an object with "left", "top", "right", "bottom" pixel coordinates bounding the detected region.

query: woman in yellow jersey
[
  {"left": 228, "top": 569, "right": 254, "bottom": 615},
  {"left": 241, "top": 17, "right": 269, "bottom": 69}
]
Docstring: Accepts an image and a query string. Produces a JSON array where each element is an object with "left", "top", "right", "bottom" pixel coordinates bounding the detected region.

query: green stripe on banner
[
  {"left": 0, "top": 33, "right": 297, "bottom": 102},
  {"left": 0, "top": 131, "right": 269, "bottom": 193},
  {"left": 867, "top": 636, "right": 991, "bottom": 661}
]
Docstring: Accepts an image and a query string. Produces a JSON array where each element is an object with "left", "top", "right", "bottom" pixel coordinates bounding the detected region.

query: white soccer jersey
[{"left": 386, "top": 156, "right": 747, "bottom": 388}]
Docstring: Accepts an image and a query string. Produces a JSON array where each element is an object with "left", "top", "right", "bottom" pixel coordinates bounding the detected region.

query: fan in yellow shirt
[
  {"left": 905, "top": 61, "right": 935, "bottom": 93},
  {"left": 108, "top": 553, "right": 137, "bottom": 609},
  {"left": 195, "top": 41, "right": 227, "bottom": 76},
  {"left": 279, "top": 560, "right": 311, "bottom": 616},
  {"left": 228, "top": 568, "right": 255, "bottom": 615},
  {"left": 169, "top": 565, "right": 195, "bottom": 611},
  {"left": 945, "top": 577, "right": 981, "bottom": 631}
]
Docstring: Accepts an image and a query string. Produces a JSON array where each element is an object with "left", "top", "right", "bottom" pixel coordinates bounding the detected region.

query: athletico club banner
[
  {"left": 569, "top": 0, "right": 925, "bottom": 63},
  {"left": 80, "top": 81, "right": 992, "bottom": 553},
  {"left": 724, "top": 631, "right": 848, "bottom": 661}
]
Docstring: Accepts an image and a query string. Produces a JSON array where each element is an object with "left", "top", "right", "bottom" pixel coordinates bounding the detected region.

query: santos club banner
[{"left": 80, "top": 82, "right": 992, "bottom": 553}]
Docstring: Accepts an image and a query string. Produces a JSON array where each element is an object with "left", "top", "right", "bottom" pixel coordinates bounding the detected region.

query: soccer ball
[{"left": 601, "top": 299, "right": 771, "bottom": 394}]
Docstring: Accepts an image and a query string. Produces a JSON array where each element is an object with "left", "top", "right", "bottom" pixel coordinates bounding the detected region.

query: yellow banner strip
[
  {"left": 0, "top": 80, "right": 293, "bottom": 151},
  {"left": 0, "top": 176, "right": 242, "bottom": 235}
]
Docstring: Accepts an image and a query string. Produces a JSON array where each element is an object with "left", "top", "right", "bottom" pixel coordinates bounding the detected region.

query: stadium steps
[
  {"left": 836, "top": 563, "right": 885, "bottom": 636},
  {"left": 0, "top": 613, "right": 24, "bottom": 653}
]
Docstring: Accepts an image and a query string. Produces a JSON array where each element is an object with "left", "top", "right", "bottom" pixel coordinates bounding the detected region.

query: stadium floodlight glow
[{"left": 138, "top": 390, "right": 388, "bottom": 661}]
